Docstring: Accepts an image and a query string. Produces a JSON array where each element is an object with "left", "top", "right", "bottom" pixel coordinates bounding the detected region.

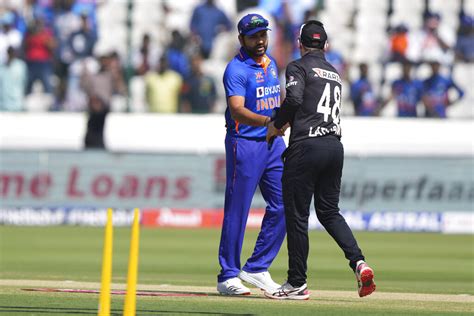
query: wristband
[{"left": 264, "top": 117, "right": 270, "bottom": 127}]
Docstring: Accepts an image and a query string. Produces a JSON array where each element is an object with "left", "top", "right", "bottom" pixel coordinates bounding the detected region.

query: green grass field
[{"left": 0, "top": 227, "right": 473, "bottom": 315}]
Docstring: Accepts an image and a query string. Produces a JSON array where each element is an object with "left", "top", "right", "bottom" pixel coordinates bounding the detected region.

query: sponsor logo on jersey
[
  {"left": 312, "top": 67, "right": 342, "bottom": 84},
  {"left": 255, "top": 71, "right": 264, "bottom": 83},
  {"left": 256, "top": 84, "right": 280, "bottom": 98},
  {"left": 286, "top": 75, "right": 298, "bottom": 88},
  {"left": 255, "top": 84, "right": 281, "bottom": 111}
]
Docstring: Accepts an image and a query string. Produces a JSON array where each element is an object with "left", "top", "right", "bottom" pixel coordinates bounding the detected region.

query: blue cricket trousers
[{"left": 217, "top": 134, "right": 287, "bottom": 282}]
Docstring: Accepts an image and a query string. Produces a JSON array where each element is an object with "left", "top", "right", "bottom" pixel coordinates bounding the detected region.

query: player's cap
[
  {"left": 299, "top": 20, "right": 327, "bottom": 49},
  {"left": 238, "top": 14, "right": 271, "bottom": 36}
]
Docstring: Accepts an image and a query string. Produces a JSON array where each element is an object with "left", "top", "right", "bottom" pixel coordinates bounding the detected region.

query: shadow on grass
[{"left": 0, "top": 305, "right": 255, "bottom": 315}]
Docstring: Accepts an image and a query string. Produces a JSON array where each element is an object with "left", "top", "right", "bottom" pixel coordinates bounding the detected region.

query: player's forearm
[
  {"left": 274, "top": 99, "right": 297, "bottom": 129},
  {"left": 230, "top": 106, "right": 270, "bottom": 127}
]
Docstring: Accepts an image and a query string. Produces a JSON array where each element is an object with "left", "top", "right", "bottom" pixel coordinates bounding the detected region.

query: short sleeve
[{"left": 223, "top": 63, "right": 247, "bottom": 98}]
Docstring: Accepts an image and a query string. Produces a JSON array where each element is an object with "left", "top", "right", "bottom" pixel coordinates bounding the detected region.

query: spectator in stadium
[
  {"left": 166, "top": 30, "right": 190, "bottom": 79},
  {"left": 23, "top": 17, "right": 55, "bottom": 95},
  {"left": 17, "top": 0, "right": 37, "bottom": 28},
  {"left": 181, "top": 53, "right": 216, "bottom": 113},
  {"left": 406, "top": 11, "right": 452, "bottom": 65},
  {"left": 145, "top": 55, "right": 183, "bottom": 113},
  {"left": 388, "top": 23, "right": 409, "bottom": 62},
  {"left": 284, "top": 0, "right": 319, "bottom": 61},
  {"left": 325, "top": 42, "right": 348, "bottom": 80},
  {"left": 68, "top": 13, "right": 97, "bottom": 61},
  {"left": 109, "top": 50, "right": 127, "bottom": 95},
  {"left": 30, "top": 0, "right": 56, "bottom": 30},
  {"left": 382, "top": 62, "right": 423, "bottom": 117},
  {"left": 132, "top": 33, "right": 160, "bottom": 76},
  {"left": 9, "top": 8, "right": 28, "bottom": 37},
  {"left": 84, "top": 93, "right": 108, "bottom": 149},
  {"left": 0, "top": 11, "right": 23, "bottom": 65},
  {"left": 455, "top": 13, "right": 474, "bottom": 62},
  {"left": 422, "top": 61, "right": 464, "bottom": 118},
  {"left": 190, "top": 0, "right": 231, "bottom": 59},
  {"left": 72, "top": 0, "right": 99, "bottom": 38},
  {"left": 0, "top": 46, "right": 27, "bottom": 111},
  {"left": 350, "top": 63, "right": 381, "bottom": 116},
  {"left": 80, "top": 52, "right": 126, "bottom": 110},
  {"left": 52, "top": 0, "right": 81, "bottom": 110}
]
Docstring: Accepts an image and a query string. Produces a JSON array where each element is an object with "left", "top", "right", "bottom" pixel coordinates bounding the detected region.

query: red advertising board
[{"left": 141, "top": 208, "right": 265, "bottom": 228}]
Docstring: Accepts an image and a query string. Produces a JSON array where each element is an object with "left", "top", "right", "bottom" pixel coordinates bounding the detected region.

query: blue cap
[{"left": 238, "top": 14, "right": 271, "bottom": 36}]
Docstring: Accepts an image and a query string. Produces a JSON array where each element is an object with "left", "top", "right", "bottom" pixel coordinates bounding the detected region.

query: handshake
[{"left": 265, "top": 108, "right": 289, "bottom": 149}]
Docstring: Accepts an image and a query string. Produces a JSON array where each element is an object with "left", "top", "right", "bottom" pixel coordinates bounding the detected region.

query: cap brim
[{"left": 243, "top": 27, "right": 271, "bottom": 36}]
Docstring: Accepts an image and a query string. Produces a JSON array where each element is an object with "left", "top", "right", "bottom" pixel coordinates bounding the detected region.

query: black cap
[{"left": 299, "top": 20, "right": 327, "bottom": 49}]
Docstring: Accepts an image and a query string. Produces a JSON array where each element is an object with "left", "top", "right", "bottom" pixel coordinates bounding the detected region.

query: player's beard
[{"left": 244, "top": 42, "right": 267, "bottom": 59}]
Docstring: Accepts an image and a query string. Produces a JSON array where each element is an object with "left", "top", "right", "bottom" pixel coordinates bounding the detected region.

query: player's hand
[{"left": 266, "top": 122, "right": 279, "bottom": 143}]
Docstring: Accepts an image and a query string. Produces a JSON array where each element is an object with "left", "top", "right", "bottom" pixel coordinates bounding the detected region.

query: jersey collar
[
  {"left": 306, "top": 49, "right": 326, "bottom": 60},
  {"left": 238, "top": 47, "right": 270, "bottom": 68}
]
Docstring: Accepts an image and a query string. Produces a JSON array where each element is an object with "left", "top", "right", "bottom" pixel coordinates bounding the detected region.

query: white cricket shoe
[
  {"left": 264, "top": 282, "right": 310, "bottom": 300},
  {"left": 217, "top": 277, "right": 251, "bottom": 295},
  {"left": 239, "top": 270, "right": 280, "bottom": 293}
]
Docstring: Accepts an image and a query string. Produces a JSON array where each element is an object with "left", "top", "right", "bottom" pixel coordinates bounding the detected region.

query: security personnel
[
  {"left": 265, "top": 21, "right": 376, "bottom": 300},
  {"left": 217, "top": 13, "right": 286, "bottom": 296}
]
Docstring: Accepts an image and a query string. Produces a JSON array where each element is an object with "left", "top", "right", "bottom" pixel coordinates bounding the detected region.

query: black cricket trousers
[{"left": 282, "top": 135, "right": 365, "bottom": 287}]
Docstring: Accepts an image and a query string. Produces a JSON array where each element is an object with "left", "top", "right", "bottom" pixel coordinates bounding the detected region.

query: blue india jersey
[
  {"left": 422, "top": 74, "right": 464, "bottom": 118},
  {"left": 223, "top": 48, "right": 281, "bottom": 138},
  {"left": 392, "top": 79, "right": 423, "bottom": 117},
  {"left": 350, "top": 78, "right": 379, "bottom": 116}
]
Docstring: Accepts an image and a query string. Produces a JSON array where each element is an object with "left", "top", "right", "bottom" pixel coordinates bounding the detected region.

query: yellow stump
[
  {"left": 123, "top": 208, "right": 140, "bottom": 316},
  {"left": 98, "top": 208, "right": 113, "bottom": 316}
]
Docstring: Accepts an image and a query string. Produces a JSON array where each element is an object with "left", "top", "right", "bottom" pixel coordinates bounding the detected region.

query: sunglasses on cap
[{"left": 244, "top": 18, "right": 268, "bottom": 29}]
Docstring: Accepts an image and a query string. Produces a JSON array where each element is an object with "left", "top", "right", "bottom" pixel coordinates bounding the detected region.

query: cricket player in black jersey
[{"left": 264, "top": 21, "right": 376, "bottom": 300}]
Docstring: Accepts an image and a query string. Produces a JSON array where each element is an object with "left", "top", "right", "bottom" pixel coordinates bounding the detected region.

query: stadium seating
[{"left": 7, "top": 0, "right": 470, "bottom": 117}]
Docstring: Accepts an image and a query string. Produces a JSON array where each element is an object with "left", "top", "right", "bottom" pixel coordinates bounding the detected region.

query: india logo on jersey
[
  {"left": 312, "top": 67, "right": 341, "bottom": 84},
  {"left": 270, "top": 67, "right": 277, "bottom": 78}
]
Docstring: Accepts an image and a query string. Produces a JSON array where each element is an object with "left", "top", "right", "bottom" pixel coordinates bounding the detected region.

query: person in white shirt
[
  {"left": 0, "top": 12, "right": 22, "bottom": 64},
  {"left": 0, "top": 46, "right": 27, "bottom": 111}
]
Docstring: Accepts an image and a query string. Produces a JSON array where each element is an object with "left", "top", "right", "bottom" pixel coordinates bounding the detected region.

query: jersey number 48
[{"left": 316, "top": 82, "right": 341, "bottom": 125}]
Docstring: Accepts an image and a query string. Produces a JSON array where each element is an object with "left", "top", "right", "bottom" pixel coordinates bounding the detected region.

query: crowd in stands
[{"left": 0, "top": 0, "right": 472, "bottom": 125}]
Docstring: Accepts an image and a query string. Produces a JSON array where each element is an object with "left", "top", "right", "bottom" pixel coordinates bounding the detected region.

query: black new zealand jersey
[{"left": 274, "top": 50, "right": 342, "bottom": 144}]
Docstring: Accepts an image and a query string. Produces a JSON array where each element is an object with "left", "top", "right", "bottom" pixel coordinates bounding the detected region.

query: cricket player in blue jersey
[
  {"left": 217, "top": 13, "right": 287, "bottom": 295},
  {"left": 350, "top": 63, "right": 380, "bottom": 116},
  {"left": 422, "top": 61, "right": 464, "bottom": 118},
  {"left": 383, "top": 62, "right": 424, "bottom": 117}
]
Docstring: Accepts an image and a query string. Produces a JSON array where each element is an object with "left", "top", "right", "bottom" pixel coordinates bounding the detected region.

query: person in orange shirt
[{"left": 389, "top": 24, "right": 409, "bottom": 62}]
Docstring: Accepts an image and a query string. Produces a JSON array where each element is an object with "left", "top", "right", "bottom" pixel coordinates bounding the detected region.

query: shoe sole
[
  {"left": 264, "top": 291, "right": 310, "bottom": 300},
  {"left": 218, "top": 291, "right": 251, "bottom": 296},
  {"left": 239, "top": 272, "right": 278, "bottom": 293},
  {"left": 358, "top": 267, "right": 376, "bottom": 297}
]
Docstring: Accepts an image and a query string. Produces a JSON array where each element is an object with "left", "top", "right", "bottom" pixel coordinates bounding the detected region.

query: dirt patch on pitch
[{"left": 1, "top": 279, "right": 473, "bottom": 303}]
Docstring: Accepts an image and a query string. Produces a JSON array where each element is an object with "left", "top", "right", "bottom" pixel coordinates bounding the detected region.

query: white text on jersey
[
  {"left": 256, "top": 85, "right": 280, "bottom": 98},
  {"left": 312, "top": 68, "right": 342, "bottom": 84}
]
